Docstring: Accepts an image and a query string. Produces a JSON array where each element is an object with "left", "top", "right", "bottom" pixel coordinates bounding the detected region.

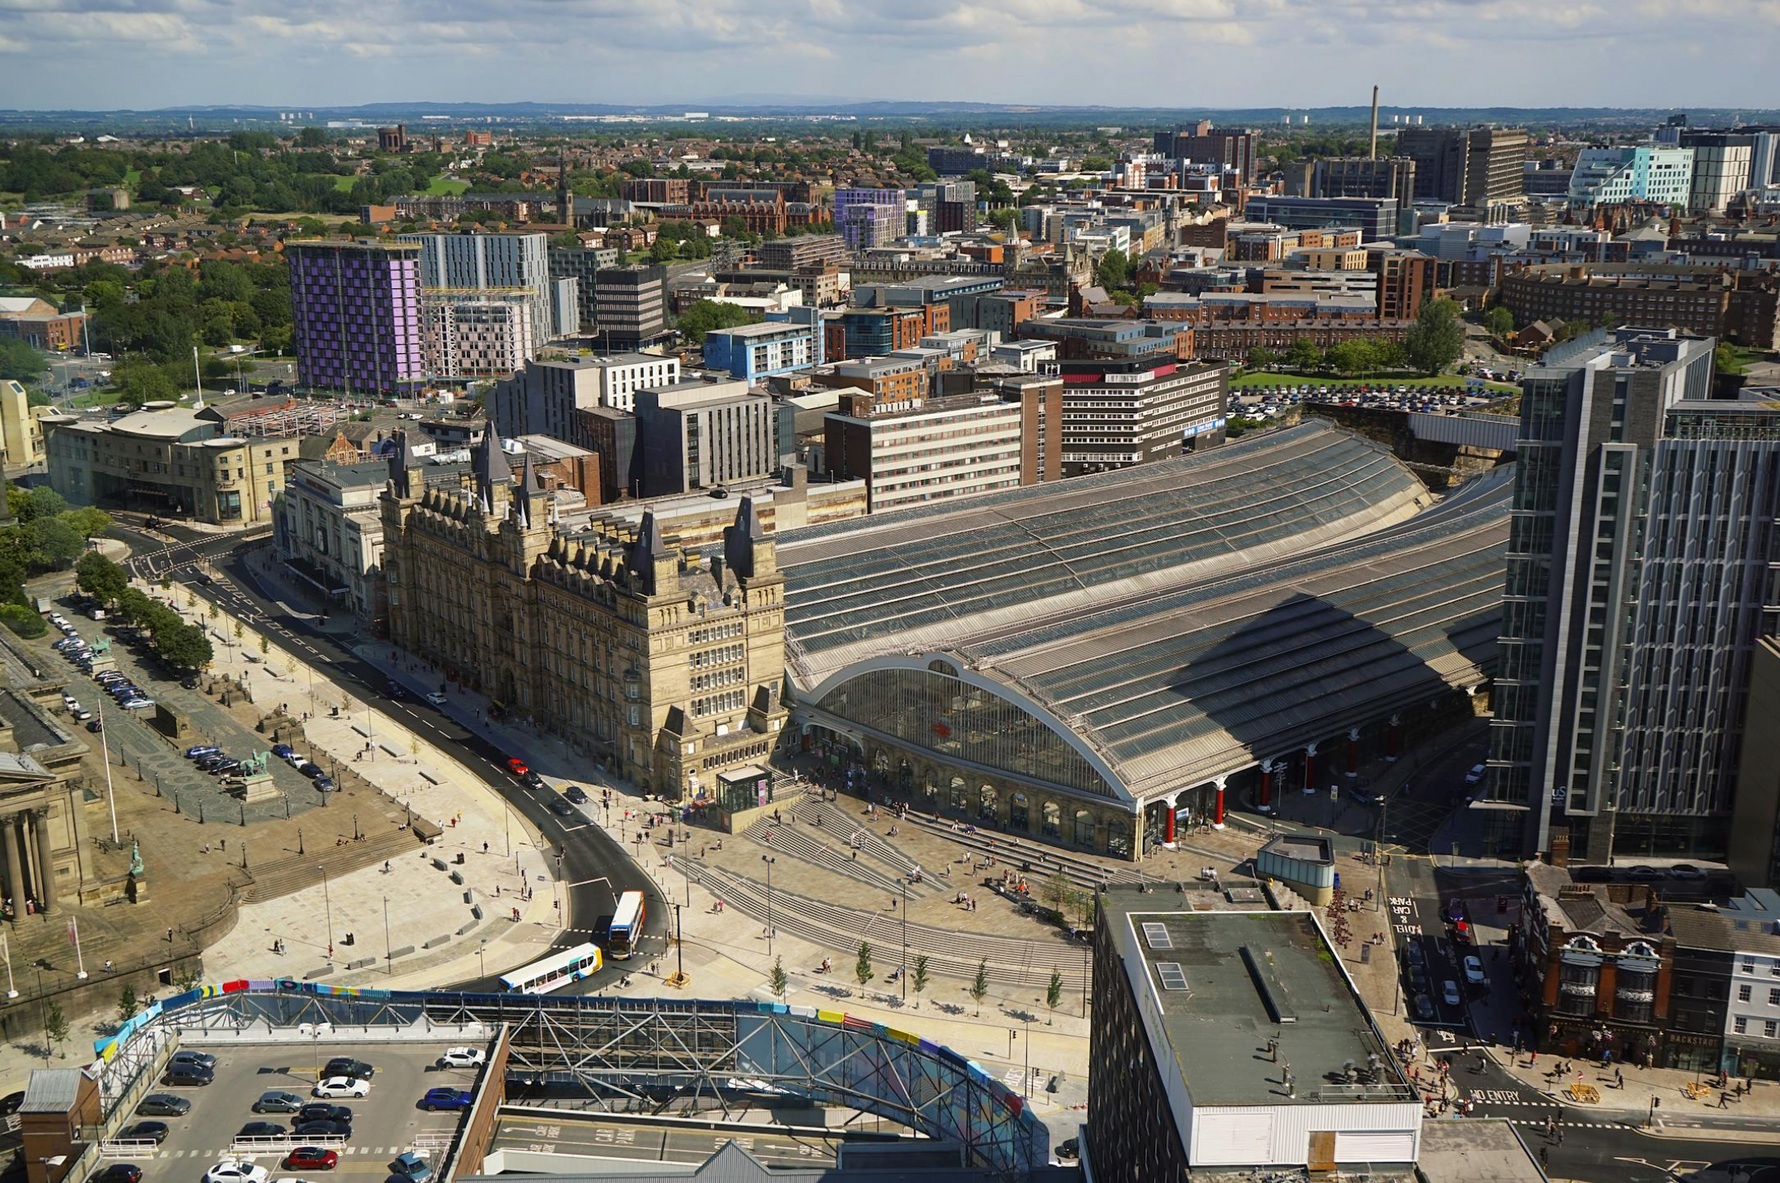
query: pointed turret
[
  {"left": 723, "top": 497, "right": 777, "bottom": 583},
  {"left": 626, "top": 511, "right": 679, "bottom": 596},
  {"left": 387, "top": 430, "right": 425, "bottom": 500},
  {"left": 472, "top": 423, "right": 512, "bottom": 518}
]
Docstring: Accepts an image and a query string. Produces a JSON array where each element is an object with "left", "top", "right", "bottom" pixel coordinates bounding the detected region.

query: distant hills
[{"left": 3, "top": 99, "right": 1778, "bottom": 133}]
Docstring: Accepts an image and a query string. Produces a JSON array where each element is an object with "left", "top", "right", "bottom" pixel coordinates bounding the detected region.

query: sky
[{"left": 0, "top": 0, "right": 1777, "bottom": 111}]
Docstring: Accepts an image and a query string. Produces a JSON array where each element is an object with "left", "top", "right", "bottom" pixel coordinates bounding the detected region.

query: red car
[
  {"left": 506, "top": 758, "right": 528, "bottom": 778},
  {"left": 284, "top": 1148, "right": 338, "bottom": 1171}
]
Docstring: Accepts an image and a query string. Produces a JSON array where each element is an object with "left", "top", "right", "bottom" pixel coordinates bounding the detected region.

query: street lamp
[
  {"left": 761, "top": 855, "right": 777, "bottom": 956},
  {"left": 898, "top": 878, "right": 908, "bottom": 1004},
  {"left": 477, "top": 940, "right": 486, "bottom": 981}
]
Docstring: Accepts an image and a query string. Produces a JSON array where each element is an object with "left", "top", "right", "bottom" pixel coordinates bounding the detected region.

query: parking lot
[
  {"left": 1233, "top": 381, "right": 1504, "bottom": 422},
  {"left": 36, "top": 597, "right": 330, "bottom": 822},
  {"left": 109, "top": 1041, "right": 482, "bottom": 1182}
]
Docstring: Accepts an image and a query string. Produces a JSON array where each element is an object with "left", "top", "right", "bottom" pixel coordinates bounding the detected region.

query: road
[{"left": 110, "top": 518, "right": 670, "bottom": 993}]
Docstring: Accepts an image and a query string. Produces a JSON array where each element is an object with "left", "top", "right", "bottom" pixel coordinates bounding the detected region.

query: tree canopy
[
  {"left": 1404, "top": 298, "right": 1466, "bottom": 375},
  {"left": 676, "top": 299, "right": 758, "bottom": 344}
]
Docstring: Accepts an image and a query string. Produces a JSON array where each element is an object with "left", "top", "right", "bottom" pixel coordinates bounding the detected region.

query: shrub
[{"left": 0, "top": 605, "right": 46, "bottom": 638}]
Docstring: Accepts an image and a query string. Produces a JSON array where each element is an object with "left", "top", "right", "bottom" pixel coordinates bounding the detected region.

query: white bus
[
  {"left": 608, "top": 891, "right": 645, "bottom": 960},
  {"left": 498, "top": 942, "right": 602, "bottom": 994}
]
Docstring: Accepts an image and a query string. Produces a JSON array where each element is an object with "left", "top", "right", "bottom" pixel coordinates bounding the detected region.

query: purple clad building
[
  {"left": 832, "top": 188, "right": 905, "bottom": 250},
  {"left": 288, "top": 240, "right": 426, "bottom": 395}
]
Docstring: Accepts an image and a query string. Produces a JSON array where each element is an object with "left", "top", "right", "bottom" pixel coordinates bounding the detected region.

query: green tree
[
  {"left": 675, "top": 299, "right": 758, "bottom": 344},
  {"left": 648, "top": 237, "right": 679, "bottom": 265},
  {"left": 855, "top": 941, "right": 874, "bottom": 989},
  {"left": 1325, "top": 339, "right": 1377, "bottom": 375},
  {"left": 969, "top": 959, "right": 989, "bottom": 1016},
  {"left": 720, "top": 214, "right": 749, "bottom": 239},
  {"left": 111, "top": 359, "right": 179, "bottom": 407},
  {"left": 9, "top": 485, "right": 66, "bottom": 522},
  {"left": 1245, "top": 347, "right": 1279, "bottom": 371},
  {"left": 23, "top": 517, "right": 85, "bottom": 569},
  {"left": 154, "top": 621, "right": 213, "bottom": 670},
  {"left": 1046, "top": 969, "right": 1063, "bottom": 1024},
  {"left": 1284, "top": 338, "right": 1323, "bottom": 372},
  {"left": 76, "top": 551, "right": 128, "bottom": 606},
  {"left": 44, "top": 999, "right": 69, "bottom": 1058},
  {"left": 769, "top": 955, "right": 788, "bottom": 1000},
  {"left": 986, "top": 208, "right": 1019, "bottom": 233},
  {"left": 1483, "top": 305, "right": 1515, "bottom": 338},
  {"left": 1404, "top": 298, "right": 1465, "bottom": 375},
  {"left": 1716, "top": 343, "right": 1750, "bottom": 375},
  {"left": 911, "top": 954, "right": 929, "bottom": 1008},
  {"left": 63, "top": 505, "right": 112, "bottom": 539},
  {"left": 0, "top": 338, "right": 47, "bottom": 383},
  {"left": 0, "top": 605, "right": 46, "bottom": 638},
  {"left": 1094, "top": 249, "right": 1129, "bottom": 291},
  {"left": 116, "top": 985, "right": 139, "bottom": 1025},
  {"left": 1042, "top": 872, "right": 1072, "bottom": 913}
]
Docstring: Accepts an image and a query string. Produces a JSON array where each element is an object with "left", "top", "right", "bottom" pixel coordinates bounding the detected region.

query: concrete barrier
[
  {"left": 431, "top": 857, "right": 448, "bottom": 871},
  {"left": 420, "top": 768, "right": 444, "bottom": 785},
  {"left": 389, "top": 944, "right": 415, "bottom": 960},
  {"left": 347, "top": 957, "right": 376, "bottom": 971},
  {"left": 303, "top": 966, "right": 330, "bottom": 980},
  {"left": 351, "top": 723, "right": 372, "bottom": 739},
  {"left": 379, "top": 741, "right": 402, "bottom": 758},
  {"left": 449, "top": 871, "right": 463, "bottom": 885},
  {"left": 423, "top": 935, "right": 450, "bottom": 950},
  {"left": 456, "top": 920, "right": 478, "bottom": 936},
  {"left": 470, "top": 905, "right": 483, "bottom": 920}
]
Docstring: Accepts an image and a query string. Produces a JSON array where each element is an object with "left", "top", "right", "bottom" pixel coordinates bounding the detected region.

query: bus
[
  {"left": 608, "top": 891, "right": 645, "bottom": 960},
  {"left": 498, "top": 942, "right": 602, "bottom": 994}
]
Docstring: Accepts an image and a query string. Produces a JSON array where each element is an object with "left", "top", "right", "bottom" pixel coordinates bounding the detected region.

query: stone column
[
  {"left": 1347, "top": 727, "right": 1361, "bottom": 777},
  {"left": 1387, "top": 713, "right": 1402, "bottom": 762},
  {"left": 1303, "top": 743, "right": 1319, "bottom": 792},
  {"left": 14, "top": 814, "right": 34, "bottom": 909},
  {"left": 1259, "top": 760, "right": 1275, "bottom": 811},
  {"left": 1212, "top": 776, "right": 1227, "bottom": 830},
  {"left": 32, "top": 809, "right": 54, "bottom": 914},
  {"left": 0, "top": 815, "right": 21, "bottom": 918}
]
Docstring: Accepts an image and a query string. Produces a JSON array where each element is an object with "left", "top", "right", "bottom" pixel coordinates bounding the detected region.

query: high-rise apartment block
[
  {"left": 634, "top": 378, "right": 777, "bottom": 497},
  {"left": 1154, "top": 121, "right": 1258, "bottom": 185},
  {"left": 1678, "top": 130, "right": 1756, "bottom": 213},
  {"left": 287, "top": 240, "right": 426, "bottom": 396},
  {"left": 833, "top": 189, "right": 905, "bottom": 250},
  {"left": 490, "top": 352, "right": 681, "bottom": 441},
  {"left": 1486, "top": 328, "right": 1780, "bottom": 865},
  {"left": 1567, "top": 145, "right": 1695, "bottom": 208},
  {"left": 1311, "top": 157, "right": 1418, "bottom": 203},
  {"left": 398, "top": 231, "right": 560, "bottom": 342}
]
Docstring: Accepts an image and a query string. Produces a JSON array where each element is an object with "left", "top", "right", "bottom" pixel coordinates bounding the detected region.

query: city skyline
[{"left": 1, "top": 0, "right": 1778, "bottom": 111}]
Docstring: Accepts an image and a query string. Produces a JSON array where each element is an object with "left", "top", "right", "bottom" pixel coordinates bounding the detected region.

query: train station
[{"left": 778, "top": 422, "right": 1507, "bottom": 861}]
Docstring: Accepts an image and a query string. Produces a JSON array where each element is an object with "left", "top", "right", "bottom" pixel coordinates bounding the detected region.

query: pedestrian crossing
[
  {"left": 129, "top": 1146, "right": 435, "bottom": 1159},
  {"left": 1506, "top": 1118, "right": 1630, "bottom": 1131}
]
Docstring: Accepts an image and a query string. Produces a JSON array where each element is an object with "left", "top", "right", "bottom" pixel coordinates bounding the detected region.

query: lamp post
[
  {"left": 761, "top": 855, "right": 777, "bottom": 956},
  {"left": 322, "top": 869, "right": 333, "bottom": 960},
  {"left": 383, "top": 895, "right": 392, "bottom": 976},
  {"left": 898, "top": 877, "right": 908, "bottom": 1004},
  {"left": 477, "top": 940, "right": 486, "bottom": 982},
  {"left": 673, "top": 903, "right": 685, "bottom": 987}
]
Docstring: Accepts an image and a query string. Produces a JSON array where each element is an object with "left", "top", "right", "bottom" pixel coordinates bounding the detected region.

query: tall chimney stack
[{"left": 1369, "top": 84, "right": 1380, "bottom": 160}]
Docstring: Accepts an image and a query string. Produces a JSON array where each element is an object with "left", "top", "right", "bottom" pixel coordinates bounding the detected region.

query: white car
[
  {"left": 1463, "top": 955, "right": 1487, "bottom": 985},
  {"left": 1441, "top": 980, "right": 1462, "bottom": 1007},
  {"left": 284, "top": 752, "right": 309, "bottom": 767},
  {"left": 1463, "top": 763, "right": 1486, "bottom": 785},
  {"left": 439, "top": 1046, "right": 486, "bottom": 1068},
  {"left": 205, "top": 1163, "right": 270, "bottom": 1183},
  {"left": 312, "top": 1076, "right": 370, "bottom": 1099},
  {"left": 425, "top": 692, "right": 448, "bottom": 706}
]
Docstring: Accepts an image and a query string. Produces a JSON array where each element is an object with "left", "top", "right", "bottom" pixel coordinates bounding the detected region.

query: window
[
  {"left": 1769, "top": 988, "right": 1780, "bottom": 1007},
  {"left": 1769, "top": 1021, "right": 1779, "bottom": 1039},
  {"left": 1737, "top": 1017, "right": 1749, "bottom": 1034},
  {"left": 1740, "top": 984, "right": 1753, "bottom": 1003}
]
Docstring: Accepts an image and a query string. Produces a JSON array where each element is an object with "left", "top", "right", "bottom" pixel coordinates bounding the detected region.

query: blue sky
[{"left": 0, "top": 0, "right": 1775, "bottom": 111}]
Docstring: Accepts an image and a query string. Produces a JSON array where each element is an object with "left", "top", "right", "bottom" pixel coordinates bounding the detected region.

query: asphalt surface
[
  {"left": 111, "top": 518, "right": 670, "bottom": 993},
  {"left": 489, "top": 1113, "right": 849, "bottom": 1168},
  {"left": 112, "top": 1041, "right": 477, "bottom": 1182}
]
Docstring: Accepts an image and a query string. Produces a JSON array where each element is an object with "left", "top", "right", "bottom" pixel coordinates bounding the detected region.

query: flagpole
[
  {"left": 72, "top": 917, "right": 87, "bottom": 980},
  {"left": 98, "top": 702, "right": 118, "bottom": 844},
  {"left": 3, "top": 930, "right": 16, "bottom": 998}
]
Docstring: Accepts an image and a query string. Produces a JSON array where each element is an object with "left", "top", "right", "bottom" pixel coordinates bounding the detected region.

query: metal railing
[{"left": 227, "top": 1134, "right": 348, "bottom": 1153}]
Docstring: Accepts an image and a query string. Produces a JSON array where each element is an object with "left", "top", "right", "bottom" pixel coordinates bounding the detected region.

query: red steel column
[
  {"left": 1259, "top": 760, "right": 1275, "bottom": 810},
  {"left": 1386, "top": 713, "right": 1402, "bottom": 762},
  {"left": 1163, "top": 798, "right": 1176, "bottom": 846},
  {"left": 1213, "top": 777, "right": 1227, "bottom": 829},
  {"left": 1303, "top": 744, "right": 1318, "bottom": 792}
]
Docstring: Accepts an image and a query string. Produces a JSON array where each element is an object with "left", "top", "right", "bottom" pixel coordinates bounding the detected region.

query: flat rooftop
[{"left": 1106, "top": 890, "right": 1407, "bottom": 1108}]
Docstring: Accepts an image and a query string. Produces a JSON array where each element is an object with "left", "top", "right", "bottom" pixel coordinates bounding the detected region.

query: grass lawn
[
  {"left": 59, "top": 386, "right": 128, "bottom": 410},
  {"left": 331, "top": 175, "right": 359, "bottom": 192},
  {"left": 123, "top": 168, "right": 141, "bottom": 188},
  {"left": 1232, "top": 371, "right": 1519, "bottom": 394},
  {"left": 425, "top": 176, "right": 470, "bottom": 195}
]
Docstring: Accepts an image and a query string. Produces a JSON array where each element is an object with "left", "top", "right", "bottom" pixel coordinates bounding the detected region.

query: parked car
[
  {"left": 271, "top": 744, "right": 294, "bottom": 759},
  {"left": 506, "top": 758, "right": 529, "bottom": 778},
  {"left": 292, "top": 1120, "right": 350, "bottom": 1139},
  {"left": 1413, "top": 993, "right": 1435, "bottom": 1020},
  {"left": 419, "top": 1088, "right": 471, "bottom": 1112},
  {"left": 1572, "top": 866, "right": 1611, "bottom": 882},
  {"left": 1463, "top": 955, "right": 1487, "bottom": 985},
  {"left": 162, "top": 1064, "right": 213, "bottom": 1086},
  {"left": 121, "top": 698, "right": 155, "bottom": 711},
  {"left": 1404, "top": 942, "right": 1426, "bottom": 968},
  {"left": 324, "top": 1056, "right": 374, "bottom": 1079},
  {"left": 296, "top": 1103, "right": 351, "bottom": 1125},
  {"left": 181, "top": 676, "right": 200, "bottom": 689},
  {"left": 1441, "top": 980, "right": 1462, "bottom": 1007},
  {"left": 1624, "top": 865, "right": 1663, "bottom": 881},
  {"left": 117, "top": 1121, "right": 168, "bottom": 1144},
  {"left": 392, "top": 1153, "right": 432, "bottom": 1183},
  {"left": 203, "top": 1163, "right": 269, "bottom": 1183},
  {"left": 87, "top": 1166, "right": 142, "bottom": 1183},
  {"left": 86, "top": 719, "right": 104, "bottom": 733},
  {"left": 1669, "top": 864, "right": 1707, "bottom": 880},
  {"left": 313, "top": 777, "right": 337, "bottom": 793},
  {"left": 424, "top": 692, "right": 447, "bottom": 706},
  {"left": 1463, "top": 763, "right": 1486, "bottom": 785},
  {"left": 297, "top": 762, "right": 324, "bottom": 779},
  {"left": 564, "top": 785, "right": 589, "bottom": 805},
  {"left": 253, "top": 1090, "right": 306, "bottom": 1114},
  {"left": 169, "top": 1049, "right": 217, "bottom": 1070},
  {"left": 136, "top": 1094, "right": 191, "bottom": 1117},
  {"left": 283, "top": 1148, "right": 338, "bottom": 1172},
  {"left": 311, "top": 1077, "right": 368, "bottom": 1099},
  {"left": 439, "top": 1047, "right": 486, "bottom": 1068},
  {"left": 238, "top": 1122, "right": 287, "bottom": 1140}
]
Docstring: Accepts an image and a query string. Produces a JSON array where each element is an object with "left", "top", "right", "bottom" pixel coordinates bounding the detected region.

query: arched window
[{"left": 815, "top": 668, "right": 1115, "bottom": 797}]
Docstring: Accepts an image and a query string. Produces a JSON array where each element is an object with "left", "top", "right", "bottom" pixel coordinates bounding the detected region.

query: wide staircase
[
  {"left": 898, "top": 808, "right": 1164, "bottom": 893},
  {"left": 240, "top": 827, "right": 422, "bottom": 904}
]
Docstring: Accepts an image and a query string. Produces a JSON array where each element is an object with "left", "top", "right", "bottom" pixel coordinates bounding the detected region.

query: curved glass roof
[
  {"left": 781, "top": 422, "right": 1435, "bottom": 686},
  {"left": 782, "top": 423, "right": 1510, "bottom": 804}
]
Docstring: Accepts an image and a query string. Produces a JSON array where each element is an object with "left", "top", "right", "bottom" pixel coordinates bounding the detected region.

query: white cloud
[{"left": 0, "top": 0, "right": 1775, "bottom": 108}]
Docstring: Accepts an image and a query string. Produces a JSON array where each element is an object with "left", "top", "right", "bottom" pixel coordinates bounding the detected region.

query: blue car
[
  {"left": 186, "top": 745, "right": 221, "bottom": 759},
  {"left": 271, "top": 743, "right": 294, "bottom": 759},
  {"left": 419, "top": 1088, "right": 470, "bottom": 1112}
]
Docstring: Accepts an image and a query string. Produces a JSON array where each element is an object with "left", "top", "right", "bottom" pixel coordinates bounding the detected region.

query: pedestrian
[
  {"left": 1721, "top": 1091, "right": 1731, "bottom": 1109},
  {"left": 1615, "top": 1068, "right": 1623, "bottom": 1089},
  {"left": 483, "top": 841, "right": 489, "bottom": 854}
]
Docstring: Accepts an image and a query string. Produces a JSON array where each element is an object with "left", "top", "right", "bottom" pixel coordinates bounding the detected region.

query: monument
[{"left": 236, "top": 751, "right": 280, "bottom": 807}]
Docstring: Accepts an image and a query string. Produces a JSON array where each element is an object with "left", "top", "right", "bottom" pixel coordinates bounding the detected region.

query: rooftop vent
[
  {"left": 1156, "top": 962, "right": 1188, "bottom": 991},
  {"left": 1141, "top": 922, "right": 1172, "bottom": 949}
]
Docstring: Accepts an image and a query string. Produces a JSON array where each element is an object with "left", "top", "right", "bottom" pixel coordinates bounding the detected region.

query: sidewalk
[{"left": 146, "top": 577, "right": 560, "bottom": 992}]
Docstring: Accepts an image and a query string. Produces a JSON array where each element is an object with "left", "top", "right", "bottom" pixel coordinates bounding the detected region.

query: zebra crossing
[{"left": 127, "top": 1145, "right": 438, "bottom": 1159}]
